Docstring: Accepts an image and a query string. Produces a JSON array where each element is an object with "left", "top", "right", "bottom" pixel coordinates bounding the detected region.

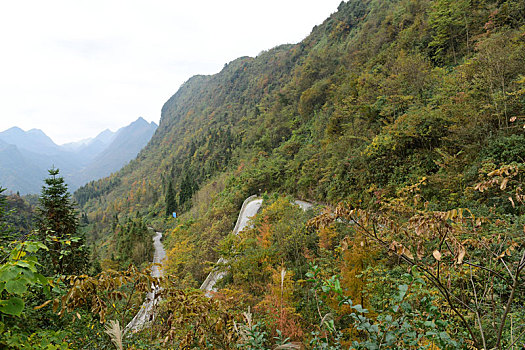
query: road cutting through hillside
[
  {"left": 200, "top": 196, "right": 312, "bottom": 293},
  {"left": 200, "top": 196, "right": 263, "bottom": 292},
  {"left": 126, "top": 231, "right": 166, "bottom": 332},
  {"left": 127, "top": 196, "right": 312, "bottom": 331}
]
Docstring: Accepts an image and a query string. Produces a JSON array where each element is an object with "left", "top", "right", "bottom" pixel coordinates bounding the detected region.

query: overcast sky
[{"left": 0, "top": 0, "right": 342, "bottom": 144}]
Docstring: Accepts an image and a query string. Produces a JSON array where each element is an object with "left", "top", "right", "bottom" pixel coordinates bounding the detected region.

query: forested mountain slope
[
  {"left": 78, "top": 0, "right": 524, "bottom": 233},
  {"left": 61, "top": 0, "right": 525, "bottom": 347}
]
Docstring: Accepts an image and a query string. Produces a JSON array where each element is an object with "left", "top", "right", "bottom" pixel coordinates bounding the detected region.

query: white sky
[{"left": 0, "top": 0, "right": 342, "bottom": 144}]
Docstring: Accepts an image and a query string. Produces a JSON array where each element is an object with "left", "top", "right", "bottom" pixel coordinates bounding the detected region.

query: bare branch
[
  {"left": 499, "top": 257, "right": 516, "bottom": 282},
  {"left": 507, "top": 326, "right": 525, "bottom": 349},
  {"left": 344, "top": 213, "right": 480, "bottom": 347},
  {"left": 470, "top": 266, "right": 487, "bottom": 350},
  {"left": 495, "top": 249, "right": 525, "bottom": 349},
  {"left": 463, "top": 260, "right": 508, "bottom": 282}
]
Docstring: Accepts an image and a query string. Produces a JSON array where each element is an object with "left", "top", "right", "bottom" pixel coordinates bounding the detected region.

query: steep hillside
[
  {"left": 4, "top": 0, "right": 524, "bottom": 347},
  {"left": 74, "top": 48, "right": 300, "bottom": 216},
  {"left": 77, "top": 0, "right": 525, "bottom": 261}
]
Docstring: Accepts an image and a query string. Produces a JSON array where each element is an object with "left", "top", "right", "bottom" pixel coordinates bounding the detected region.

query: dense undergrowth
[
  {"left": 82, "top": 0, "right": 525, "bottom": 347},
  {"left": 2, "top": 0, "right": 525, "bottom": 348}
]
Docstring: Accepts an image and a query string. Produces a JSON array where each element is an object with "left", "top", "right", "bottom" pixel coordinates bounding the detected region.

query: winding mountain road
[
  {"left": 151, "top": 232, "right": 166, "bottom": 278},
  {"left": 200, "top": 196, "right": 263, "bottom": 292},
  {"left": 126, "top": 196, "right": 313, "bottom": 331},
  {"left": 126, "top": 231, "right": 166, "bottom": 332},
  {"left": 200, "top": 196, "right": 312, "bottom": 293}
]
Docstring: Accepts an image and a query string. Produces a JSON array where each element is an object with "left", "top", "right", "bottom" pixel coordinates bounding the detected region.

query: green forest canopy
[{"left": 2, "top": 0, "right": 525, "bottom": 348}]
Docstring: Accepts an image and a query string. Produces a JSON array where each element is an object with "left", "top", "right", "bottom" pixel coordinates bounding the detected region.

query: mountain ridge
[
  {"left": 0, "top": 126, "right": 61, "bottom": 155},
  {"left": 0, "top": 118, "right": 158, "bottom": 194},
  {"left": 74, "top": 0, "right": 525, "bottom": 285},
  {"left": 69, "top": 117, "right": 158, "bottom": 187}
]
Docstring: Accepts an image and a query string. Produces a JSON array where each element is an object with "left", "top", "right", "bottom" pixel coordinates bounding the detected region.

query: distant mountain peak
[
  {"left": 131, "top": 117, "right": 149, "bottom": 126},
  {"left": 68, "top": 117, "right": 158, "bottom": 188},
  {"left": 61, "top": 137, "right": 93, "bottom": 150},
  {"left": 0, "top": 118, "right": 158, "bottom": 194},
  {"left": 4, "top": 126, "right": 24, "bottom": 133},
  {"left": 125, "top": 117, "right": 158, "bottom": 131},
  {"left": 0, "top": 126, "right": 59, "bottom": 155}
]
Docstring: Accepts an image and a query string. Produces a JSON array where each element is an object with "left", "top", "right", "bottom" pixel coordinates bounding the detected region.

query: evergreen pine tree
[
  {"left": 165, "top": 179, "right": 176, "bottom": 217},
  {"left": 36, "top": 168, "right": 89, "bottom": 275},
  {"left": 0, "top": 187, "right": 13, "bottom": 242},
  {"left": 178, "top": 173, "right": 195, "bottom": 210}
]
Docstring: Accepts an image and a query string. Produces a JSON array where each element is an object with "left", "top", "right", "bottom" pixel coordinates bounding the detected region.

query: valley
[{"left": 1, "top": 0, "right": 525, "bottom": 348}]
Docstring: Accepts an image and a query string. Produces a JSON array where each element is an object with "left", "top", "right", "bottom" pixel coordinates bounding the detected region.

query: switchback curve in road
[
  {"left": 200, "top": 196, "right": 263, "bottom": 292},
  {"left": 200, "top": 196, "right": 313, "bottom": 293}
]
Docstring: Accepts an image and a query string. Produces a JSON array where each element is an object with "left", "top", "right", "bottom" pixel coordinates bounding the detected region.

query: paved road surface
[
  {"left": 200, "top": 197, "right": 263, "bottom": 292},
  {"left": 295, "top": 200, "right": 313, "bottom": 211},
  {"left": 151, "top": 232, "right": 166, "bottom": 278},
  {"left": 126, "top": 231, "right": 165, "bottom": 332},
  {"left": 200, "top": 196, "right": 312, "bottom": 292},
  {"left": 126, "top": 197, "right": 313, "bottom": 330},
  {"left": 233, "top": 198, "right": 263, "bottom": 234}
]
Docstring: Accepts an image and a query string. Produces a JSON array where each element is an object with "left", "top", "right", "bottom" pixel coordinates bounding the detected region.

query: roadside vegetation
[{"left": 2, "top": 0, "right": 525, "bottom": 347}]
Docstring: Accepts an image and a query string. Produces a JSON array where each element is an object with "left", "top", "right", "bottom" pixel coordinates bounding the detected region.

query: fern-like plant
[{"left": 104, "top": 320, "right": 126, "bottom": 350}]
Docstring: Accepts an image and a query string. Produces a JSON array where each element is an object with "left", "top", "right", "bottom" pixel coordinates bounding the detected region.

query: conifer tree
[
  {"left": 178, "top": 173, "right": 195, "bottom": 210},
  {"left": 165, "top": 179, "right": 176, "bottom": 217},
  {"left": 0, "top": 187, "right": 12, "bottom": 242},
  {"left": 36, "top": 168, "right": 89, "bottom": 275}
]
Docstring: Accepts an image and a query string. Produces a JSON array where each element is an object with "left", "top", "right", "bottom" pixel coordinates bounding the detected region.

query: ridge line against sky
[{"left": 0, "top": 0, "right": 343, "bottom": 144}]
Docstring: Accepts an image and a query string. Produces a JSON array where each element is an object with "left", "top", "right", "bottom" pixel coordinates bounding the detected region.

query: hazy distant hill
[
  {"left": 69, "top": 118, "right": 157, "bottom": 187},
  {"left": 0, "top": 133, "right": 79, "bottom": 194},
  {"left": 61, "top": 129, "right": 116, "bottom": 164},
  {"left": 0, "top": 127, "right": 61, "bottom": 155},
  {"left": 0, "top": 118, "right": 157, "bottom": 194},
  {"left": 0, "top": 141, "right": 45, "bottom": 194}
]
